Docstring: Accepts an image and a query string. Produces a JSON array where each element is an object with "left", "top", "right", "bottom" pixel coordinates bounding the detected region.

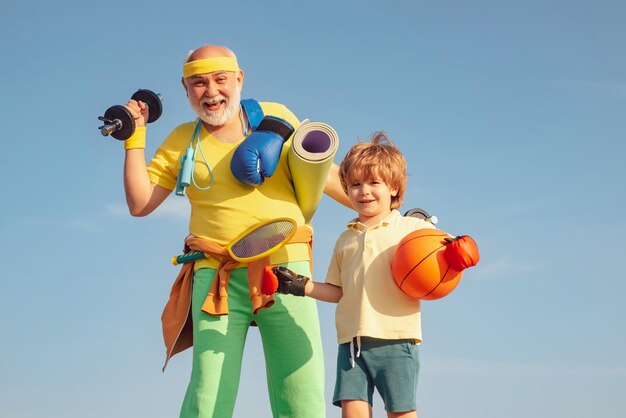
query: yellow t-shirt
[
  {"left": 326, "top": 210, "right": 436, "bottom": 344},
  {"left": 147, "top": 102, "right": 309, "bottom": 269}
]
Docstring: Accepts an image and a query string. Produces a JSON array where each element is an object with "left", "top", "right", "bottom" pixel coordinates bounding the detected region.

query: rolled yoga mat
[{"left": 288, "top": 121, "right": 339, "bottom": 224}]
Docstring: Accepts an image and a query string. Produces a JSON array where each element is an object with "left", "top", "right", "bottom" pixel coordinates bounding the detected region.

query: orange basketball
[{"left": 391, "top": 229, "right": 479, "bottom": 300}]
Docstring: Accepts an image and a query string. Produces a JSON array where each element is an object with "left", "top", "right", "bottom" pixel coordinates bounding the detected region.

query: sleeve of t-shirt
[
  {"left": 325, "top": 239, "right": 342, "bottom": 287},
  {"left": 259, "top": 102, "right": 301, "bottom": 134}
]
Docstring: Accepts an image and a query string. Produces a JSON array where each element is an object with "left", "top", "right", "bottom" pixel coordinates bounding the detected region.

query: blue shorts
[{"left": 333, "top": 337, "right": 420, "bottom": 413}]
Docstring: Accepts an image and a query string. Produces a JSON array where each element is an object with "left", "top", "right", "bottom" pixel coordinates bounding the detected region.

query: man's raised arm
[
  {"left": 324, "top": 163, "right": 352, "bottom": 209},
  {"left": 123, "top": 100, "right": 170, "bottom": 217}
]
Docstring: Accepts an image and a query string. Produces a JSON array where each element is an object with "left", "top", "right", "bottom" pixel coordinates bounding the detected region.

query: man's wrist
[{"left": 124, "top": 126, "right": 147, "bottom": 150}]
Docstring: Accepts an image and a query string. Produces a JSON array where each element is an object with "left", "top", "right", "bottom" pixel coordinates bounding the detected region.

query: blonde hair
[{"left": 339, "top": 131, "right": 407, "bottom": 209}]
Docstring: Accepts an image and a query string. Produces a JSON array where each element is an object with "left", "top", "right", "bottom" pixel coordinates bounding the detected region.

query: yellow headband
[{"left": 183, "top": 57, "right": 240, "bottom": 78}]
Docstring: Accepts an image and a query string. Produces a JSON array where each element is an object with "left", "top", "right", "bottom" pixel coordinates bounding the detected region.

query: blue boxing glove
[{"left": 230, "top": 116, "right": 295, "bottom": 186}]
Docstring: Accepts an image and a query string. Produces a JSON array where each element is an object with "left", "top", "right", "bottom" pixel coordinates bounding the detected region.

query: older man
[{"left": 122, "top": 45, "right": 348, "bottom": 418}]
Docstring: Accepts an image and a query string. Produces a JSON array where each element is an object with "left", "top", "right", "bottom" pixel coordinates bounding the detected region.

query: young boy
[{"left": 273, "top": 131, "right": 436, "bottom": 418}]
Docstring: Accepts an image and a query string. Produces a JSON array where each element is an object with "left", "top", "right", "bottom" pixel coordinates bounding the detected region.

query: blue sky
[{"left": 1, "top": 1, "right": 625, "bottom": 417}]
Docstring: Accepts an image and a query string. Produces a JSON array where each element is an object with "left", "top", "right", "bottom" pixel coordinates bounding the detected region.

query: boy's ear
[{"left": 391, "top": 189, "right": 399, "bottom": 197}]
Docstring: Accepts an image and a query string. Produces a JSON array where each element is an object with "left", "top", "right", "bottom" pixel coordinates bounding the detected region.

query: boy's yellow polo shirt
[{"left": 326, "top": 210, "right": 436, "bottom": 344}]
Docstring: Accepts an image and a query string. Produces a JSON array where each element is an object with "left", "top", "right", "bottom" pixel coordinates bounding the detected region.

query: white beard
[{"left": 191, "top": 87, "right": 241, "bottom": 127}]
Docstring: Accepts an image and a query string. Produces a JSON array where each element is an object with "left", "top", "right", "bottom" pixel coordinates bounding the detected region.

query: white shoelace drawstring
[{"left": 349, "top": 336, "right": 362, "bottom": 368}]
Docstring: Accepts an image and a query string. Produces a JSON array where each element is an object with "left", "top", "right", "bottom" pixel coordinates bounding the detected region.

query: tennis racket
[{"left": 172, "top": 217, "right": 297, "bottom": 265}]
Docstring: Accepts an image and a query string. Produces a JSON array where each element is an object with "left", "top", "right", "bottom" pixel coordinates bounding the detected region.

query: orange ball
[{"left": 391, "top": 229, "right": 464, "bottom": 300}]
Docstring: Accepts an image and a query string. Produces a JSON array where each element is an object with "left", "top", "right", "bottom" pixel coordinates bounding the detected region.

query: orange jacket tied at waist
[{"left": 160, "top": 226, "right": 313, "bottom": 370}]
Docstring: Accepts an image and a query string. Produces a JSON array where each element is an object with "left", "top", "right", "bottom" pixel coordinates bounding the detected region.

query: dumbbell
[{"left": 98, "top": 89, "right": 163, "bottom": 140}]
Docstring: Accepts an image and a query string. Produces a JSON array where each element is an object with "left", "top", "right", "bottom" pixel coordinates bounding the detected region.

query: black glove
[{"left": 272, "top": 266, "right": 310, "bottom": 297}]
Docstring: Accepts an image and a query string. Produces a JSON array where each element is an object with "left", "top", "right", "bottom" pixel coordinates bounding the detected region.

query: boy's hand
[{"left": 272, "top": 266, "right": 309, "bottom": 297}]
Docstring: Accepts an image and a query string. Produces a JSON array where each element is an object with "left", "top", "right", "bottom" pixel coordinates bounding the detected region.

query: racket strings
[{"left": 230, "top": 220, "right": 296, "bottom": 260}]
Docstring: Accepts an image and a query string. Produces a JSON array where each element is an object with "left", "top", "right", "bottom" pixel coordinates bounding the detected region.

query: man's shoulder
[
  {"left": 258, "top": 101, "right": 288, "bottom": 110},
  {"left": 152, "top": 121, "right": 195, "bottom": 149},
  {"left": 173, "top": 120, "right": 197, "bottom": 131},
  {"left": 259, "top": 101, "right": 295, "bottom": 117},
  {"left": 165, "top": 120, "right": 197, "bottom": 137},
  {"left": 157, "top": 120, "right": 197, "bottom": 149},
  {"left": 257, "top": 101, "right": 300, "bottom": 131}
]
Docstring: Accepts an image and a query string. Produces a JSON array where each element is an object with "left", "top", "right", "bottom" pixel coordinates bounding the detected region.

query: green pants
[{"left": 180, "top": 262, "right": 326, "bottom": 418}]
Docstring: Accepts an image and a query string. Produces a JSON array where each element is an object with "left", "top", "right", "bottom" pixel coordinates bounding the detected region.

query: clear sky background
[{"left": 1, "top": 1, "right": 625, "bottom": 417}]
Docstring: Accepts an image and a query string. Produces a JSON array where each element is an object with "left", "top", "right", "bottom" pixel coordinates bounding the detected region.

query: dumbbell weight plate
[
  {"left": 404, "top": 208, "right": 430, "bottom": 220},
  {"left": 103, "top": 105, "right": 135, "bottom": 141},
  {"left": 131, "top": 89, "right": 163, "bottom": 123}
]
